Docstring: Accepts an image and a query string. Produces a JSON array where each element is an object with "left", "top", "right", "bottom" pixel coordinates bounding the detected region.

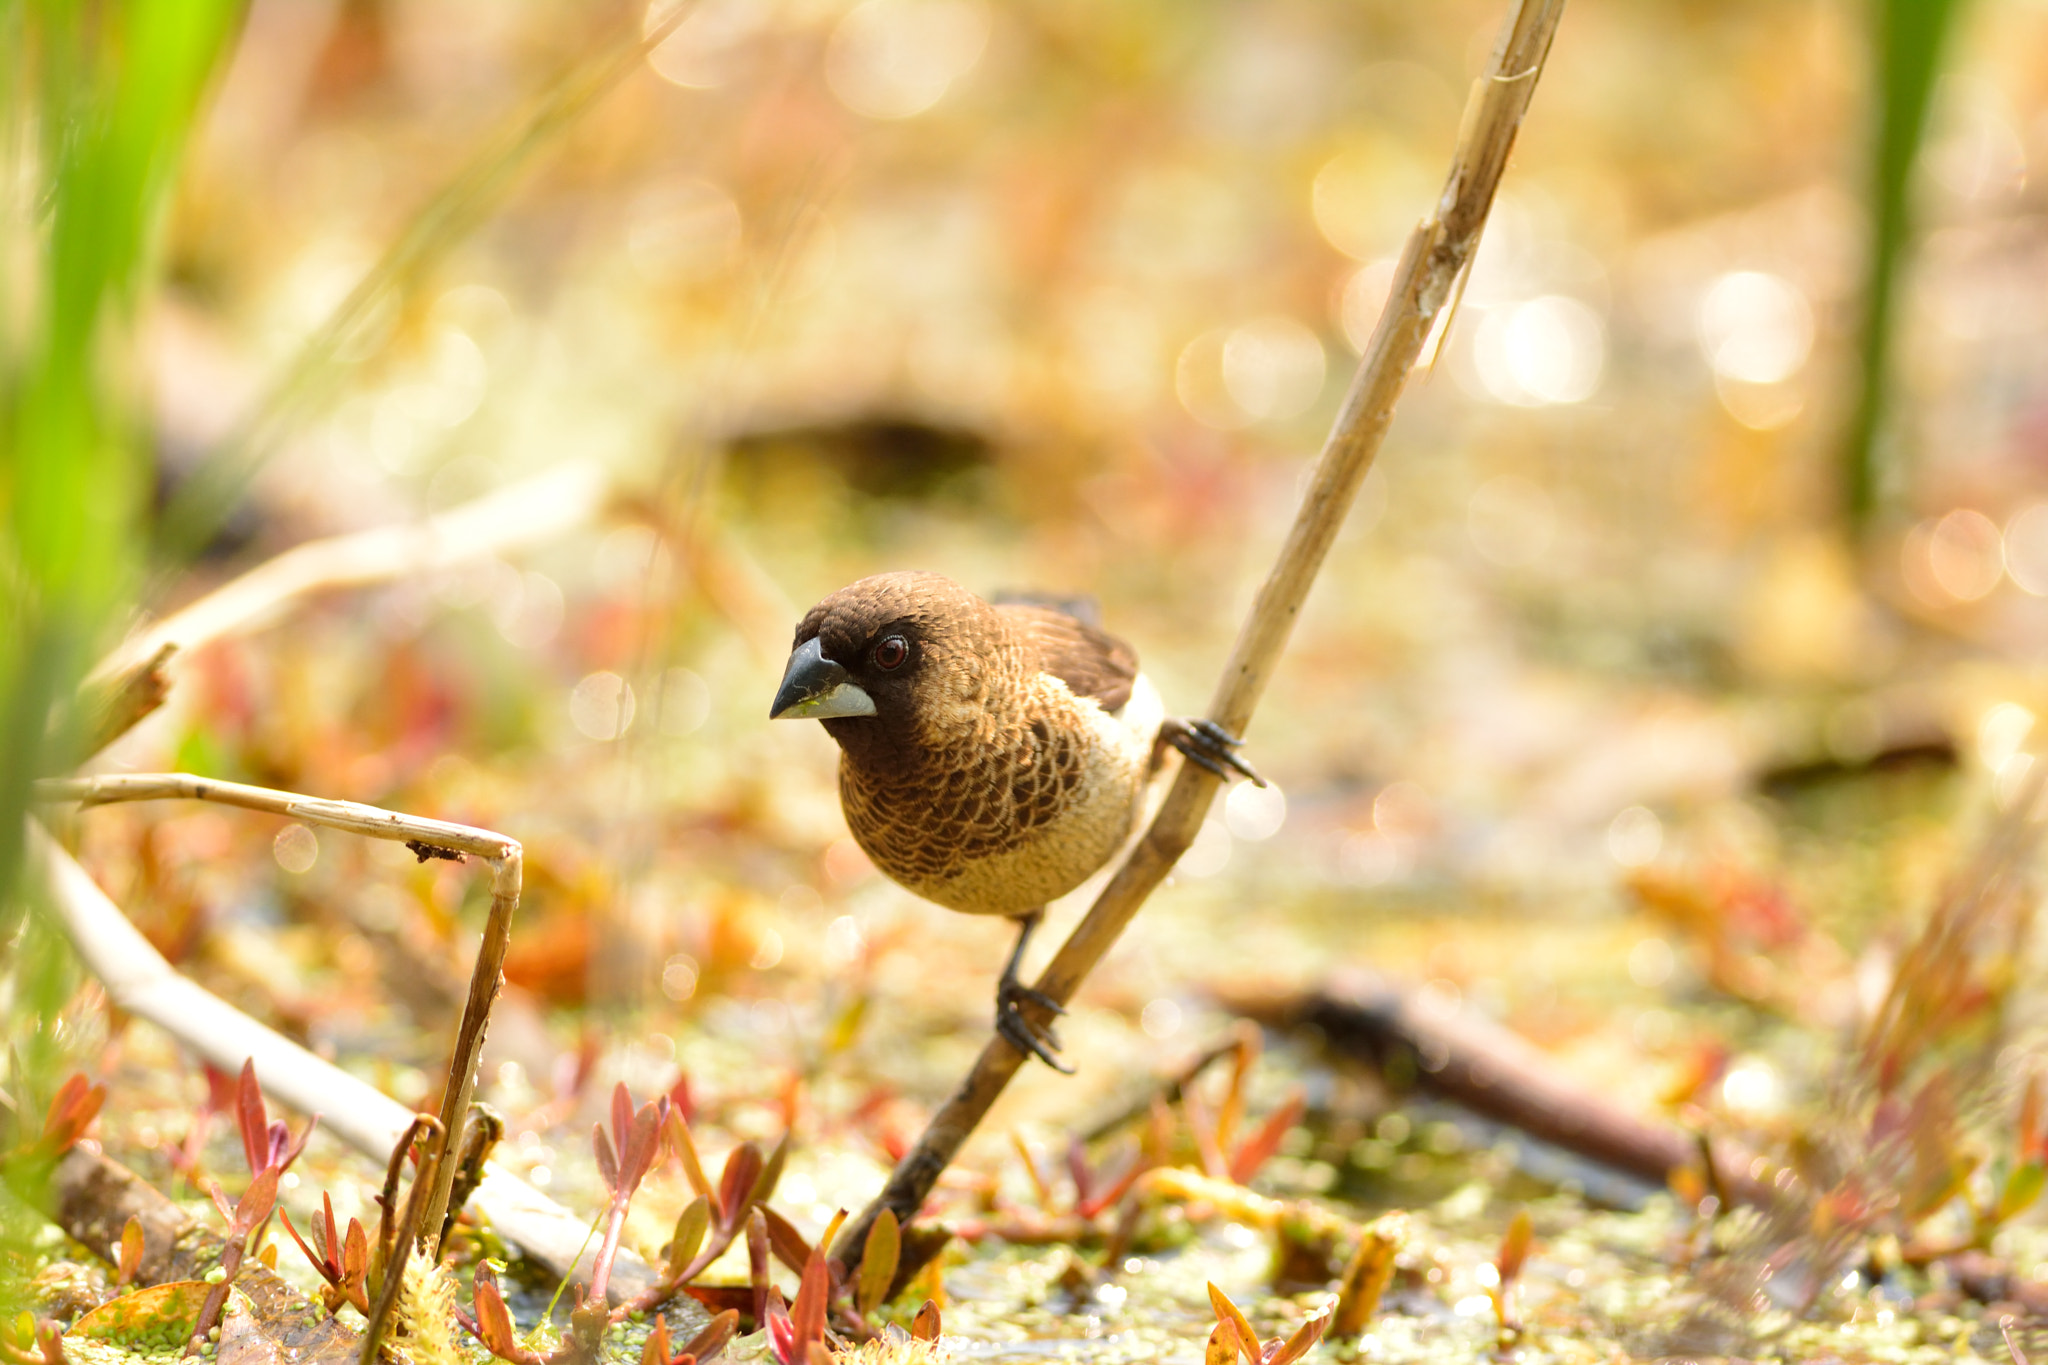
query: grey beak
[{"left": 770, "top": 637, "right": 878, "bottom": 720}]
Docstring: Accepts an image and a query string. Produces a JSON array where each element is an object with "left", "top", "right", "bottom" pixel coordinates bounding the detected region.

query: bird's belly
[
  {"left": 911, "top": 780, "right": 1140, "bottom": 915},
  {"left": 844, "top": 720, "right": 1147, "bottom": 917}
]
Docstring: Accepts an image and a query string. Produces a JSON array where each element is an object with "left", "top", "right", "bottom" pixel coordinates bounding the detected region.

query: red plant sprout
[
  {"left": 24, "top": 1074, "right": 105, "bottom": 1163},
  {"left": 751, "top": 1207, "right": 887, "bottom": 1342},
  {"left": 766, "top": 1243, "right": 834, "bottom": 1365},
  {"left": 190, "top": 1163, "right": 281, "bottom": 1352},
  {"left": 1225, "top": 1093, "right": 1306, "bottom": 1187},
  {"left": 1177, "top": 1039, "right": 1305, "bottom": 1191},
  {"left": 632, "top": 1308, "right": 739, "bottom": 1365},
  {"left": 620, "top": 1115, "right": 789, "bottom": 1314},
  {"left": 639, "top": 1315, "right": 671, "bottom": 1365},
  {"left": 569, "top": 1084, "right": 672, "bottom": 1358},
  {"left": 186, "top": 1059, "right": 318, "bottom": 1347},
  {"left": 461, "top": 1260, "right": 550, "bottom": 1365},
  {"left": 279, "top": 1191, "right": 371, "bottom": 1315},
  {"left": 978, "top": 1053, "right": 1304, "bottom": 1256},
  {"left": 452, "top": 1086, "right": 765, "bottom": 1365},
  {"left": 231, "top": 1060, "right": 316, "bottom": 1178},
  {"left": 667, "top": 1073, "right": 697, "bottom": 1127},
  {"left": 997, "top": 1129, "right": 1152, "bottom": 1239},
  {"left": 1068, "top": 1135, "right": 1150, "bottom": 1221}
]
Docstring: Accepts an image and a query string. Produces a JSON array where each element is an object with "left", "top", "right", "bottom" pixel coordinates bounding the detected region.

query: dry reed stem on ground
[{"left": 831, "top": 0, "right": 1570, "bottom": 1267}]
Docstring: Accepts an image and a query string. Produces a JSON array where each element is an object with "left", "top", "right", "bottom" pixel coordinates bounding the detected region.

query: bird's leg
[
  {"left": 1158, "top": 717, "right": 1266, "bottom": 786},
  {"left": 995, "top": 909, "right": 1073, "bottom": 1074}
]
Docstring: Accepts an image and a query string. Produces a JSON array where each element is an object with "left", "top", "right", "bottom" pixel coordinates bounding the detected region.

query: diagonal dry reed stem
[{"left": 831, "top": 0, "right": 1569, "bottom": 1267}]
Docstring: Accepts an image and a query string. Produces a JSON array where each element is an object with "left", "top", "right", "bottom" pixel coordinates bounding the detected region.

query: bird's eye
[{"left": 872, "top": 635, "right": 909, "bottom": 670}]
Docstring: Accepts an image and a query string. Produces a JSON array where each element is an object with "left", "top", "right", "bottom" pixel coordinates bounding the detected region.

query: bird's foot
[
  {"left": 996, "top": 975, "right": 1074, "bottom": 1074},
  {"left": 1161, "top": 717, "right": 1266, "bottom": 786}
]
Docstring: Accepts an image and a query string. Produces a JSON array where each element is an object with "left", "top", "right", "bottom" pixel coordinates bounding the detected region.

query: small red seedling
[
  {"left": 279, "top": 1192, "right": 370, "bottom": 1315},
  {"left": 22, "top": 1074, "right": 106, "bottom": 1164}
]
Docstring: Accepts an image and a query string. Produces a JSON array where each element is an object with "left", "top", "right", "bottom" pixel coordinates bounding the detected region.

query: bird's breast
[{"left": 837, "top": 676, "right": 1152, "bottom": 915}]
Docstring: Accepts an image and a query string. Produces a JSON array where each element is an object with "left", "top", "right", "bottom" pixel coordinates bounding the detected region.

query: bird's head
[{"left": 770, "top": 572, "right": 1007, "bottom": 749}]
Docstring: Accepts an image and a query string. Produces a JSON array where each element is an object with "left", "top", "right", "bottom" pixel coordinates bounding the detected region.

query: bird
[{"left": 769, "top": 570, "right": 1260, "bottom": 1070}]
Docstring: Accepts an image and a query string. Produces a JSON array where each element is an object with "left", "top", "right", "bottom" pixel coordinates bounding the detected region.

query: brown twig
[
  {"left": 24, "top": 819, "right": 655, "bottom": 1295},
  {"left": 1223, "top": 973, "right": 1775, "bottom": 1207},
  {"left": 830, "top": 0, "right": 1569, "bottom": 1267}
]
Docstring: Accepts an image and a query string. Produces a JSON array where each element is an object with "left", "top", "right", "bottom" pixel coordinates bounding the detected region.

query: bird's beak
[{"left": 770, "top": 637, "right": 877, "bottom": 720}]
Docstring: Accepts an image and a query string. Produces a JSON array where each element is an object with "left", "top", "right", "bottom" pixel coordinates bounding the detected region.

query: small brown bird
[{"left": 770, "top": 571, "right": 1259, "bottom": 1069}]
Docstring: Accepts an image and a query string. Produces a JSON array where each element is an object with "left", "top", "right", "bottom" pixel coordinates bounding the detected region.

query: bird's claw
[
  {"left": 996, "top": 977, "right": 1074, "bottom": 1073},
  {"left": 1163, "top": 717, "right": 1266, "bottom": 787}
]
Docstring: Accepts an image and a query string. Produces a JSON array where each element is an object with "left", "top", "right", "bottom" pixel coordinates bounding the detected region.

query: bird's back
[{"left": 994, "top": 601, "right": 1139, "bottom": 717}]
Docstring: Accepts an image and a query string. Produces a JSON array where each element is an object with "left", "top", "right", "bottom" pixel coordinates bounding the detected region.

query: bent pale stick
[
  {"left": 833, "top": 0, "right": 1570, "bottom": 1266},
  {"left": 38, "top": 773, "right": 517, "bottom": 1251},
  {"left": 28, "top": 805, "right": 650, "bottom": 1295}
]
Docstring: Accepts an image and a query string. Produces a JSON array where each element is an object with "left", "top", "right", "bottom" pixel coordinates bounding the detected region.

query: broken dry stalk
[
  {"left": 1330, "top": 1213, "right": 1406, "bottom": 1338},
  {"left": 78, "top": 644, "right": 176, "bottom": 757},
  {"left": 358, "top": 1116, "right": 445, "bottom": 1365},
  {"left": 34, "top": 773, "right": 519, "bottom": 1254},
  {"left": 832, "top": 0, "right": 1570, "bottom": 1267}
]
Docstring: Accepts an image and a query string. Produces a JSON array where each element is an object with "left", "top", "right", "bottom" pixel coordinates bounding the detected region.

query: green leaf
[
  {"left": 1997, "top": 1160, "right": 2047, "bottom": 1224},
  {"left": 856, "top": 1209, "right": 900, "bottom": 1316},
  {"left": 1841, "top": 0, "right": 1971, "bottom": 526},
  {"left": 665, "top": 1197, "right": 711, "bottom": 1280}
]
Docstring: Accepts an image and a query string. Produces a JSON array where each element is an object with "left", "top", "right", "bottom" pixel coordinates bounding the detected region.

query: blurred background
[{"left": 11, "top": 0, "right": 2048, "bottom": 1345}]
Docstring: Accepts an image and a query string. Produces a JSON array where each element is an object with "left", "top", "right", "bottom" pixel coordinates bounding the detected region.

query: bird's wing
[{"left": 997, "top": 603, "right": 1139, "bottom": 715}]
